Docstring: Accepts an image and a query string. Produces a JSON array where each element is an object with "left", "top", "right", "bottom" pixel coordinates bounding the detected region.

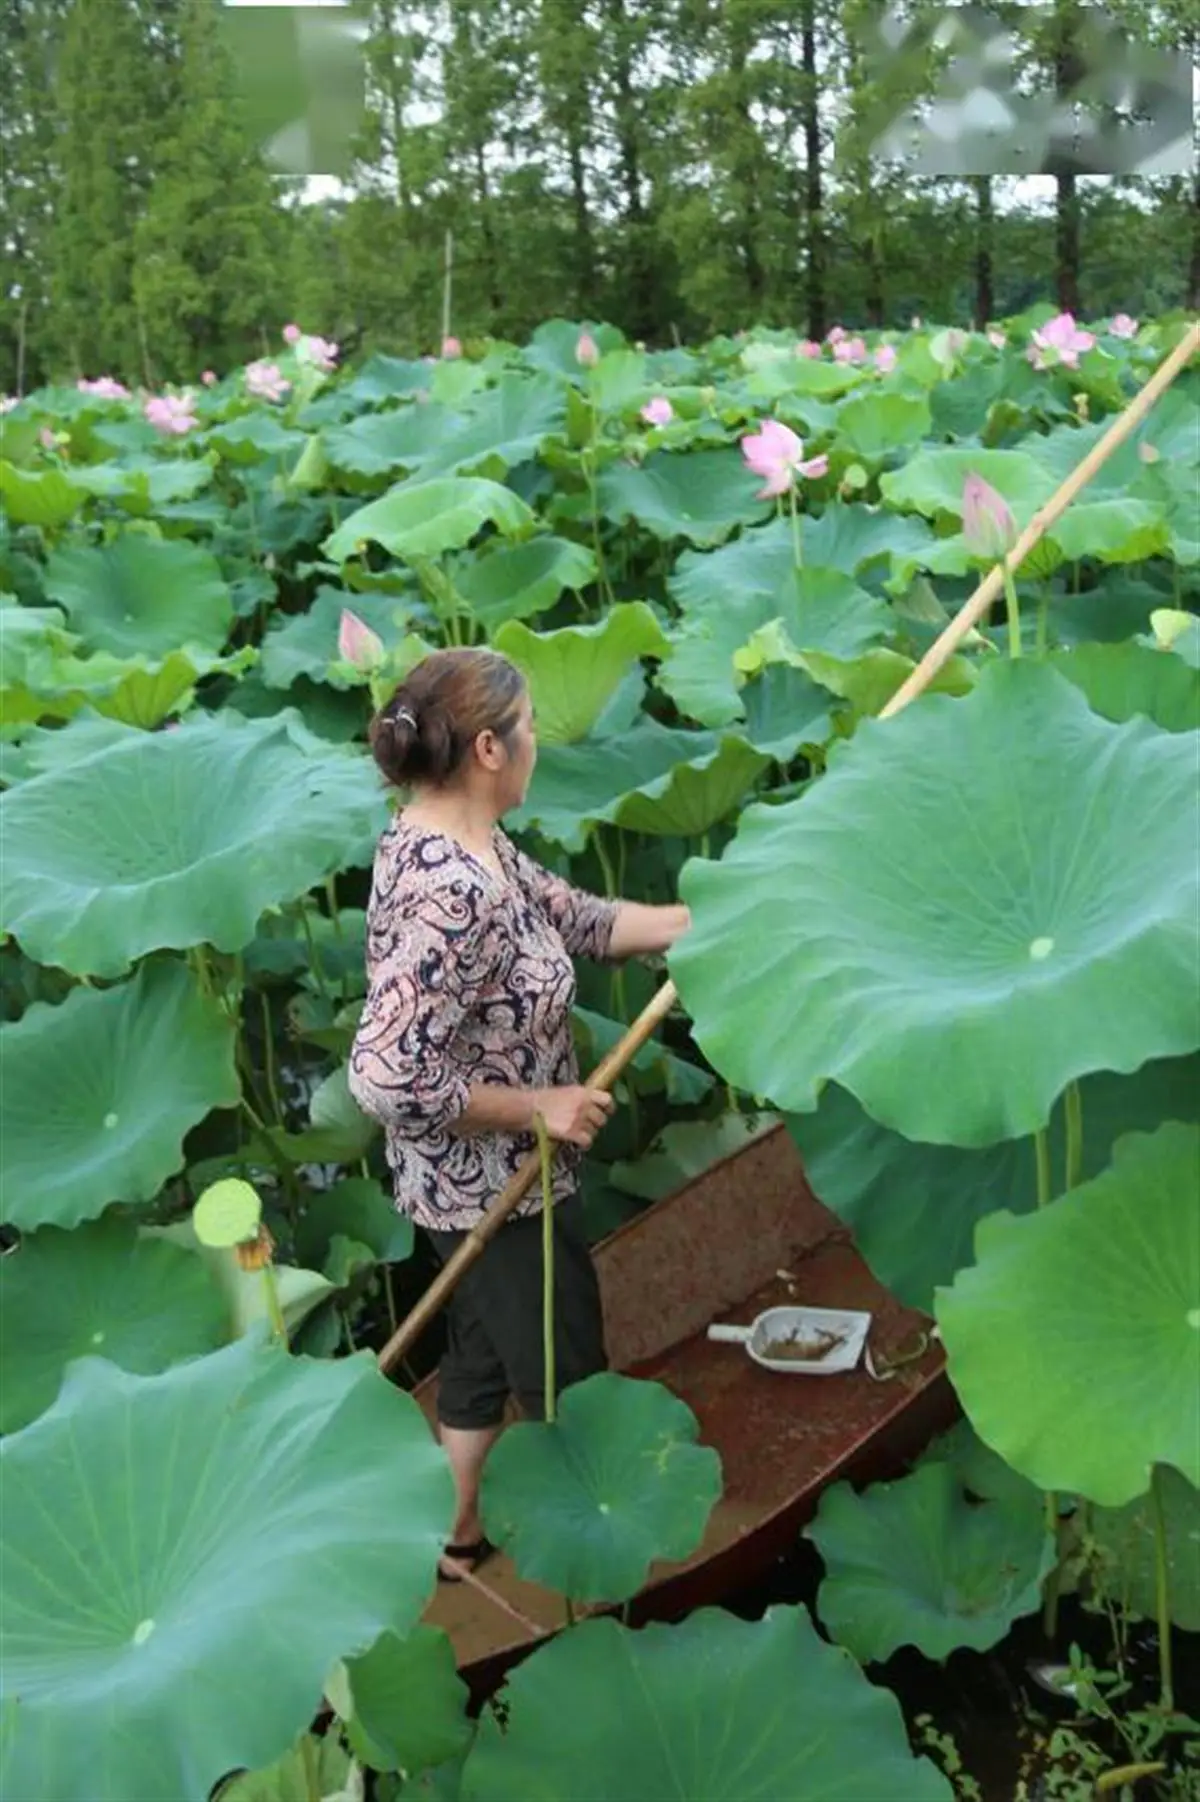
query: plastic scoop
[{"left": 706, "top": 1305, "right": 871, "bottom": 1375}]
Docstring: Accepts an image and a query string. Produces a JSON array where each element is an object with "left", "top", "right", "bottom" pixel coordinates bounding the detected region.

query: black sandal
[{"left": 437, "top": 1537, "right": 497, "bottom": 1583}]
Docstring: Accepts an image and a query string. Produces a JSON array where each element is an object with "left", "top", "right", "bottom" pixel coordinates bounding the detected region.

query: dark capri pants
[{"left": 421, "top": 1191, "right": 608, "bottom": 1429}]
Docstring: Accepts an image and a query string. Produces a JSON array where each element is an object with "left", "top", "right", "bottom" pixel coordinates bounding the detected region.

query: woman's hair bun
[{"left": 367, "top": 648, "right": 526, "bottom": 790}]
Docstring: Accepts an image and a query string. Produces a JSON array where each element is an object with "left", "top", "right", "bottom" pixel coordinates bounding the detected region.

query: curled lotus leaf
[{"left": 671, "top": 659, "right": 1199, "bottom": 1144}]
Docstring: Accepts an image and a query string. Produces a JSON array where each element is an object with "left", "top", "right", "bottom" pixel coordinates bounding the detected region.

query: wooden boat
[{"left": 418, "top": 1119, "right": 955, "bottom": 1690}]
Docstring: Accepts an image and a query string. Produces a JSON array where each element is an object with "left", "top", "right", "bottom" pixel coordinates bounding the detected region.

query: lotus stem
[
  {"left": 1036, "top": 585, "right": 1051, "bottom": 658},
  {"left": 534, "top": 1111, "right": 556, "bottom": 1425},
  {"left": 261, "top": 1261, "right": 288, "bottom": 1348},
  {"left": 1151, "top": 1463, "right": 1174, "bottom": 1712},
  {"left": 1034, "top": 1127, "right": 1053, "bottom": 1208},
  {"left": 789, "top": 484, "right": 803, "bottom": 571},
  {"left": 260, "top": 990, "right": 284, "bottom": 1127},
  {"left": 383, "top": 1262, "right": 398, "bottom": 1335},
  {"left": 1000, "top": 561, "right": 1022, "bottom": 658},
  {"left": 300, "top": 1732, "right": 320, "bottom": 1802},
  {"left": 296, "top": 896, "right": 332, "bottom": 1009},
  {"left": 1064, "top": 1081, "right": 1083, "bottom": 1192}
]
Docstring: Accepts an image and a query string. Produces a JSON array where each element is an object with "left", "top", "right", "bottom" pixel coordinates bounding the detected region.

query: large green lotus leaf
[
  {"left": 0, "top": 711, "right": 138, "bottom": 780},
  {"left": 0, "top": 461, "right": 88, "bottom": 527},
  {"left": 43, "top": 535, "right": 232, "bottom": 659},
  {"left": 323, "top": 478, "right": 536, "bottom": 563},
  {"left": 598, "top": 449, "right": 772, "bottom": 547},
  {"left": 1040, "top": 499, "right": 1170, "bottom": 568},
  {"left": 1050, "top": 641, "right": 1200, "bottom": 734},
  {"left": 613, "top": 734, "right": 770, "bottom": 837},
  {"left": 788, "top": 1054, "right": 1199, "bottom": 1312},
  {"left": 661, "top": 566, "right": 892, "bottom": 728},
  {"left": 734, "top": 663, "right": 835, "bottom": 760},
  {"left": 338, "top": 1625, "right": 471, "bottom": 1774},
  {"left": 0, "top": 959, "right": 240, "bottom": 1230},
  {"left": 0, "top": 1216, "right": 229, "bottom": 1433},
  {"left": 802, "top": 504, "right": 937, "bottom": 582},
  {"left": 341, "top": 353, "right": 435, "bottom": 407},
  {"left": 0, "top": 602, "right": 78, "bottom": 694},
  {"left": 462, "top": 1606, "right": 952, "bottom": 1802},
  {"left": 786, "top": 644, "right": 975, "bottom": 718},
  {"left": 807, "top": 1459, "right": 1053, "bottom": 1662},
  {"left": 325, "top": 403, "right": 461, "bottom": 481},
  {"left": 72, "top": 456, "right": 215, "bottom": 514},
  {"left": 456, "top": 535, "right": 596, "bottom": 629},
  {"left": 0, "top": 1335, "right": 454, "bottom": 1802},
  {"left": 1088, "top": 1466, "right": 1200, "bottom": 1632},
  {"left": 418, "top": 374, "right": 567, "bottom": 479},
  {"left": 0, "top": 714, "right": 386, "bottom": 976},
  {"left": 880, "top": 447, "right": 1056, "bottom": 522},
  {"left": 833, "top": 391, "right": 932, "bottom": 464},
  {"left": 494, "top": 603, "right": 669, "bottom": 744},
  {"left": 261, "top": 586, "right": 410, "bottom": 691},
  {"left": 295, "top": 1178, "right": 413, "bottom": 1270},
  {"left": 936, "top": 1123, "right": 1200, "bottom": 1506},
  {"left": 512, "top": 718, "right": 719, "bottom": 852},
  {"left": 672, "top": 661, "right": 1200, "bottom": 1144},
  {"left": 480, "top": 1373, "right": 720, "bottom": 1603},
  {"left": 14, "top": 643, "right": 256, "bottom": 732},
  {"left": 205, "top": 414, "right": 306, "bottom": 467}
]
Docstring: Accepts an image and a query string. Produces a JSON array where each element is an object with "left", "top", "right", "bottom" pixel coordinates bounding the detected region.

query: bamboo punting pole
[
  {"left": 376, "top": 320, "right": 1198, "bottom": 1372},
  {"left": 880, "top": 320, "right": 1200, "bottom": 720},
  {"left": 377, "top": 980, "right": 678, "bottom": 1372}
]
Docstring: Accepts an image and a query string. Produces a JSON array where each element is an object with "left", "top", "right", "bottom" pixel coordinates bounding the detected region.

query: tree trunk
[
  {"left": 1189, "top": 167, "right": 1200, "bottom": 311},
  {"left": 567, "top": 127, "right": 597, "bottom": 313},
  {"left": 1055, "top": 171, "right": 1080, "bottom": 314},
  {"left": 973, "top": 176, "right": 994, "bottom": 326},
  {"left": 800, "top": 0, "right": 825, "bottom": 338}
]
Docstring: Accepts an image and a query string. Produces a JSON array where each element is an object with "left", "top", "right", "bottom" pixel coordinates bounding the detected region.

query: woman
[{"left": 348, "top": 646, "right": 690, "bottom": 1581}]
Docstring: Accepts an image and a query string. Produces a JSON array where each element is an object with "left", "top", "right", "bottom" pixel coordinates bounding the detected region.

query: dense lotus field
[{"left": 0, "top": 310, "right": 1198, "bottom": 1801}]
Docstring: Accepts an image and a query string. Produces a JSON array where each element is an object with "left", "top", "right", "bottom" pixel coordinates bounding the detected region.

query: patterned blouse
[{"left": 348, "top": 817, "right": 618, "bottom": 1232}]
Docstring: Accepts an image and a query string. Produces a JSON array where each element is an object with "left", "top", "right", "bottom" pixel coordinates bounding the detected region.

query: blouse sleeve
[
  {"left": 348, "top": 876, "right": 497, "bottom": 1133},
  {"left": 505, "top": 839, "right": 618, "bottom": 961}
]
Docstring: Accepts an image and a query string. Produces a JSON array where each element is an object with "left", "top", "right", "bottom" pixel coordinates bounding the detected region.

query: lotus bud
[
  {"left": 440, "top": 335, "right": 462, "bottom": 359},
  {"left": 338, "top": 609, "right": 385, "bottom": 672},
  {"left": 576, "top": 331, "right": 600, "bottom": 368},
  {"left": 962, "top": 472, "right": 1016, "bottom": 561},
  {"left": 282, "top": 322, "right": 302, "bottom": 345}
]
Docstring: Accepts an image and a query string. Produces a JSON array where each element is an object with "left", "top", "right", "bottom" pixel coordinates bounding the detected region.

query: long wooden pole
[
  {"left": 377, "top": 979, "right": 679, "bottom": 1372},
  {"left": 880, "top": 319, "right": 1200, "bottom": 720},
  {"left": 376, "top": 319, "right": 1197, "bottom": 1374}
]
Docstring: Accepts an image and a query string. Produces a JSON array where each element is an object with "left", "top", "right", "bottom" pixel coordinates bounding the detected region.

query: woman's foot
[{"left": 438, "top": 1536, "right": 497, "bottom": 1583}]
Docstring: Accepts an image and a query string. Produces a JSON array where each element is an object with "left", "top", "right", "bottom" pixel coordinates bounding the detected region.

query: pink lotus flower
[
  {"left": 39, "top": 427, "right": 56, "bottom": 449},
  {"left": 962, "top": 471, "right": 1016, "bottom": 561},
  {"left": 144, "top": 392, "right": 198, "bottom": 435},
  {"left": 77, "top": 376, "right": 130, "bottom": 400},
  {"left": 826, "top": 325, "right": 846, "bottom": 344},
  {"left": 440, "top": 335, "right": 462, "bottom": 359},
  {"left": 794, "top": 340, "right": 822, "bottom": 359},
  {"left": 987, "top": 329, "right": 1007, "bottom": 349},
  {"left": 874, "top": 344, "right": 898, "bottom": 373},
  {"left": 299, "top": 333, "right": 339, "bottom": 373},
  {"left": 640, "top": 396, "right": 674, "bottom": 426},
  {"left": 337, "top": 609, "right": 385, "bottom": 671},
  {"left": 201, "top": 369, "right": 218, "bottom": 387},
  {"left": 576, "top": 331, "right": 600, "bottom": 368},
  {"left": 1030, "top": 312, "right": 1095, "bottom": 370},
  {"left": 833, "top": 336, "right": 867, "bottom": 365},
  {"left": 1110, "top": 313, "right": 1138, "bottom": 339},
  {"left": 245, "top": 361, "right": 290, "bottom": 403},
  {"left": 741, "top": 419, "right": 828, "bottom": 499},
  {"left": 282, "top": 323, "right": 302, "bottom": 345},
  {"left": 1138, "top": 441, "right": 1161, "bottom": 464}
]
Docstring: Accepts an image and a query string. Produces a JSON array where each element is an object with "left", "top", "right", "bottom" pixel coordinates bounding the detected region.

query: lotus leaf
[
  {"left": 0, "top": 1216, "right": 229, "bottom": 1434},
  {"left": 340, "top": 1626, "right": 471, "bottom": 1773},
  {"left": 0, "top": 713, "right": 387, "bottom": 976},
  {"left": 880, "top": 447, "right": 1055, "bottom": 522},
  {"left": 462, "top": 1606, "right": 952, "bottom": 1801},
  {"left": 834, "top": 391, "right": 932, "bottom": 463},
  {"left": 611, "top": 1113, "right": 780, "bottom": 1202},
  {"left": 495, "top": 602, "right": 669, "bottom": 742},
  {"left": 323, "top": 478, "right": 536, "bottom": 563},
  {"left": 214, "top": 1735, "right": 360, "bottom": 1802},
  {"left": 0, "top": 1335, "right": 453, "bottom": 1802},
  {"left": 295, "top": 1178, "right": 413, "bottom": 1270},
  {"left": 512, "top": 718, "right": 720, "bottom": 851},
  {"left": 1051, "top": 640, "right": 1200, "bottom": 732},
  {"left": 936, "top": 1123, "right": 1200, "bottom": 1505},
  {"left": 455, "top": 535, "right": 596, "bottom": 629},
  {"left": 480, "top": 1372, "right": 720, "bottom": 1602},
  {"left": 672, "top": 660, "right": 1200, "bottom": 1143},
  {"left": 261, "top": 586, "right": 411, "bottom": 690},
  {"left": 418, "top": 374, "right": 567, "bottom": 479},
  {"left": 0, "top": 959, "right": 240, "bottom": 1229},
  {"left": 0, "top": 461, "right": 88, "bottom": 527},
  {"left": 808, "top": 1460, "right": 1054, "bottom": 1663},
  {"left": 599, "top": 449, "right": 772, "bottom": 546},
  {"left": 788, "top": 1055, "right": 1199, "bottom": 1311},
  {"left": 325, "top": 403, "right": 461, "bottom": 481},
  {"left": 206, "top": 415, "right": 306, "bottom": 466}
]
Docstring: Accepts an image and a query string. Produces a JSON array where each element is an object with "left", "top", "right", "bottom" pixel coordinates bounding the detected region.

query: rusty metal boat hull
[{"left": 417, "top": 1120, "right": 956, "bottom": 1688}]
